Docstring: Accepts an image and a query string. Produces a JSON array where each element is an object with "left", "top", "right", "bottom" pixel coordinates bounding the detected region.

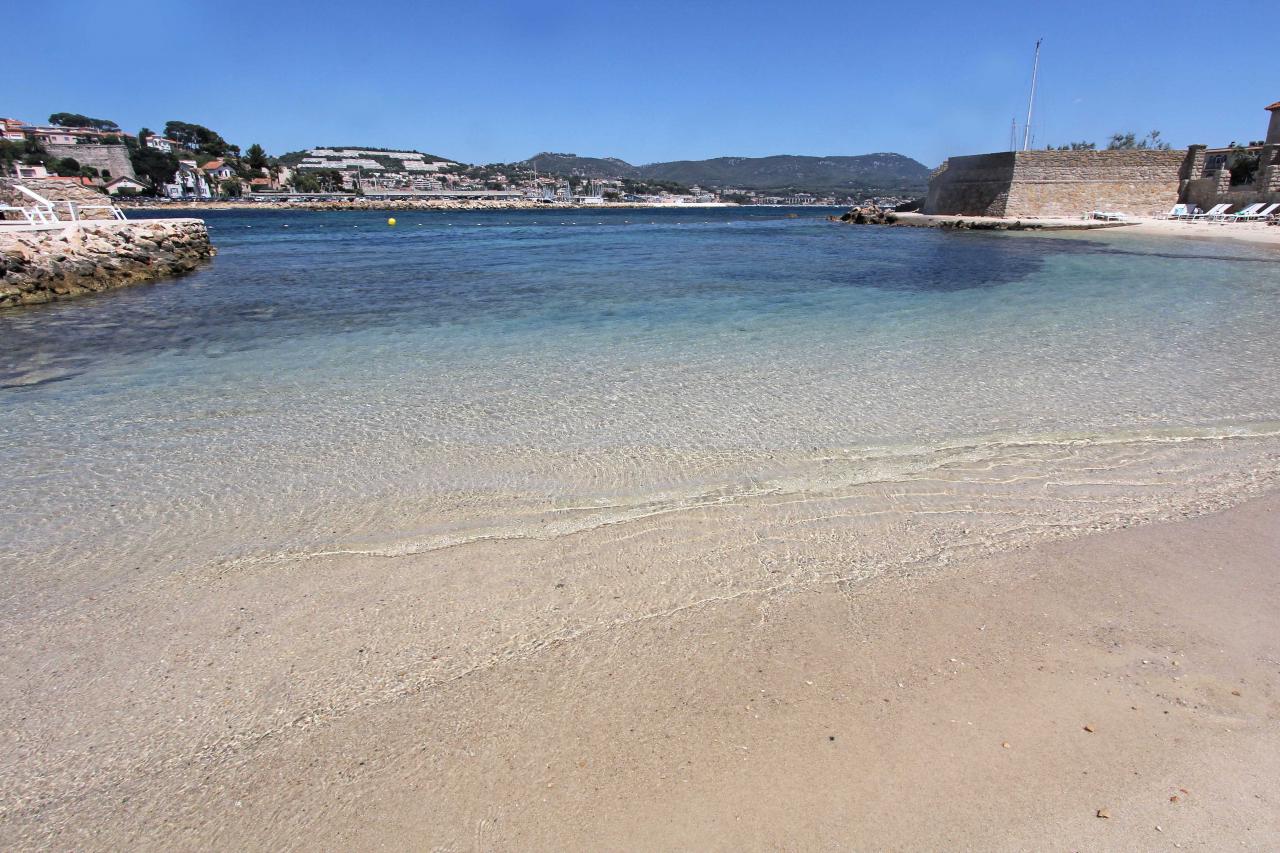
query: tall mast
[{"left": 1022, "top": 38, "right": 1042, "bottom": 151}]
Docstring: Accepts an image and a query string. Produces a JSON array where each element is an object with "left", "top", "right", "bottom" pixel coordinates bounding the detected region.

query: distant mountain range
[{"left": 523, "top": 152, "right": 931, "bottom": 195}]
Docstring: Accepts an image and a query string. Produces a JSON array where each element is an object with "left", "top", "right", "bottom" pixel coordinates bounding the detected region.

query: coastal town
[{"left": 1, "top": 113, "right": 892, "bottom": 208}]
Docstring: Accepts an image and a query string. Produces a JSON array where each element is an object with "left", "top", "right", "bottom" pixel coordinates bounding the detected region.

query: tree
[
  {"left": 219, "top": 178, "right": 243, "bottom": 198},
  {"left": 129, "top": 144, "right": 180, "bottom": 193},
  {"left": 164, "top": 120, "right": 230, "bottom": 158},
  {"left": 48, "top": 112, "right": 120, "bottom": 131},
  {"left": 292, "top": 172, "right": 321, "bottom": 193},
  {"left": 0, "top": 139, "right": 30, "bottom": 169},
  {"left": 1054, "top": 141, "right": 1096, "bottom": 151},
  {"left": 1227, "top": 149, "right": 1260, "bottom": 186},
  {"left": 245, "top": 143, "right": 268, "bottom": 172},
  {"left": 1106, "top": 130, "right": 1171, "bottom": 151}
]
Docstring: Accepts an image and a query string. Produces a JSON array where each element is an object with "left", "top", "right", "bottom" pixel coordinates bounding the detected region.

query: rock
[
  {"left": 1096, "top": 808, "right": 1111, "bottom": 819},
  {"left": 0, "top": 219, "right": 214, "bottom": 309},
  {"left": 838, "top": 203, "right": 897, "bottom": 226}
]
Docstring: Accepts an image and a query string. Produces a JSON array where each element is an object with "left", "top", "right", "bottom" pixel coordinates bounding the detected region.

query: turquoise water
[{"left": 3, "top": 208, "right": 1279, "bottom": 610}]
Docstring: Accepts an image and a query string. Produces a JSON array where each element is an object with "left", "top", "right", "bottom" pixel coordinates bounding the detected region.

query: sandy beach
[
  {"left": 3, "top": 485, "right": 1277, "bottom": 850},
  {"left": 884, "top": 211, "right": 1280, "bottom": 247},
  {"left": 1124, "top": 218, "right": 1280, "bottom": 247}
]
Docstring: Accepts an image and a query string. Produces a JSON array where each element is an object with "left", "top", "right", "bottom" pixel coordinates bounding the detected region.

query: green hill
[
  {"left": 521, "top": 151, "right": 931, "bottom": 194},
  {"left": 523, "top": 152, "right": 640, "bottom": 179}
]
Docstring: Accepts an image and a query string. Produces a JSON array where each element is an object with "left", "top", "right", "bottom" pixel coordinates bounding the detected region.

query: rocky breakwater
[
  {"left": 831, "top": 205, "right": 1132, "bottom": 233},
  {"left": 0, "top": 219, "right": 214, "bottom": 308},
  {"left": 834, "top": 203, "right": 898, "bottom": 225}
]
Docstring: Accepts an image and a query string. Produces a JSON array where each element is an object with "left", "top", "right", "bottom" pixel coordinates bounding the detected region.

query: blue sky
[{"left": 19, "top": 1, "right": 1277, "bottom": 167}]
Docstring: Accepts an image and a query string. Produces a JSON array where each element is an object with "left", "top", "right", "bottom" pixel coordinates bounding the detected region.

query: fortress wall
[
  {"left": 43, "top": 144, "right": 137, "bottom": 182},
  {"left": 922, "top": 153, "right": 1015, "bottom": 217},
  {"left": 925, "top": 150, "right": 1188, "bottom": 218}
]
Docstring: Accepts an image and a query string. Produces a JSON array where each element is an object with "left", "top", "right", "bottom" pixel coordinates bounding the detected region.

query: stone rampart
[
  {"left": 0, "top": 219, "right": 214, "bottom": 308},
  {"left": 923, "top": 153, "right": 1015, "bottom": 218},
  {"left": 43, "top": 144, "right": 137, "bottom": 182},
  {"left": 1005, "top": 150, "right": 1186, "bottom": 217},
  {"left": 925, "top": 150, "right": 1188, "bottom": 217}
]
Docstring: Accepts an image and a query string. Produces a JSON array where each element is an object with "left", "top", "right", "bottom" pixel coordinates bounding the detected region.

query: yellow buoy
[{"left": 387, "top": 217, "right": 397, "bottom": 226}]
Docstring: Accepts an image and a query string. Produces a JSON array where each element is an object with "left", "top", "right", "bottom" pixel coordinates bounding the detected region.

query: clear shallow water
[{"left": 3, "top": 208, "right": 1280, "bottom": 609}]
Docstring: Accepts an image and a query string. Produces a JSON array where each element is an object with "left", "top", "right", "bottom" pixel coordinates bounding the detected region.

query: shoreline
[
  {"left": 4, "top": 205, "right": 1279, "bottom": 849},
  {"left": 858, "top": 210, "right": 1280, "bottom": 246},
  {"left": 117, "top": 199, "right": 746, "bottom": 213}
]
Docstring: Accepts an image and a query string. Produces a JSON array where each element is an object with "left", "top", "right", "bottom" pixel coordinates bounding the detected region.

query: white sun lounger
[
  {"left": 1219, "top": 203, "right": 1265, "bottom": 222},
  {"left": 1228, "top": 202, "right": 1279, "bottom": 222},
  {"left": 1188, "top": 203, "right": 1230, "bottom": 220}
]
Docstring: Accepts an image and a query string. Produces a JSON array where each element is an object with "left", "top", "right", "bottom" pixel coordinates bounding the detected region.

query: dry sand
[
  {"left": 1124, "top": 218, "right": 1280, "bottom": 247},
  {"left": 3, "top": 487, "right": 1277, "bottom": 850}
]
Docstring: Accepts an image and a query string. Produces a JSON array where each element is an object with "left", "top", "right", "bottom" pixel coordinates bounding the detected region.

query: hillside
[
  {"left": 523, "top": 152, "right": 640, "bottom": 179},
  {"left": 521, "top": 152, "right": 931, "bottom": 194}
]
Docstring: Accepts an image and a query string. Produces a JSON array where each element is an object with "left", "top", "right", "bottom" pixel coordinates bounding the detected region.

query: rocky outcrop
[
  {"left": 837, "top": 204, "right": 898, "bottom": 225},
  {"left": 0, "top": 219, "right": 214, "bottom": 308}
]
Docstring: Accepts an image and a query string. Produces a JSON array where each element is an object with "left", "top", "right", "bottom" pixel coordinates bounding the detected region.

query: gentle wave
[{"left": 208, "top": 421, "right": 1280, "bottom": 570}]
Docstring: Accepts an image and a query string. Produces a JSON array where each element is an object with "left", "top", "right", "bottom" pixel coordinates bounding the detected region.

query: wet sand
[{"left": 4, "top": 489, "right": 1277, "bottom": 850}]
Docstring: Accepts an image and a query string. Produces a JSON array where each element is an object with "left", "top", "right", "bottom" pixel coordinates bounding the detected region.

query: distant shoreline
[{"left": 117, "top": 199, "right": 754, "bottom": 213}]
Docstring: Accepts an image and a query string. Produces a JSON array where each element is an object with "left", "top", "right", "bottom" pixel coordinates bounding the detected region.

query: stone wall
[
  {"left": 0, "top": 219, "right": 214, "bottom": 308},
  {"left": 1004, "top": 149, "right": 1186, "bottom": 217},
  {"left": 43, "top": 143, "right": 137, "bottom": 182},
  {"left": 0, "top": 177, "right": 119, "bottom": 220},
  {"left": 925, "top": 150, "right": 1189, "bottom": 217},
  {"left": 923, "top": 153, "right": 1015, "bottom": 218}
]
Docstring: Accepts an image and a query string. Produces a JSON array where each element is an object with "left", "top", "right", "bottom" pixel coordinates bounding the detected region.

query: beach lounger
[
  {"left": 1090, "top": 210, "right": 1130, "bottom": 221},
  {"left": 1219, "top": 203, "right": 1265, "bottom": 222},
  {"left": 1188, "top": 203, "right": 1230, "bottom": 220},
  {"left": 1176, "top": 204, "right": 1201, "bottom": 220},
  {"left": 1160, "top": 204, "right": 1189, "bottom": 219},
  {"left": 1228, "top": 202, "right": 1279, "bottom": 222}
]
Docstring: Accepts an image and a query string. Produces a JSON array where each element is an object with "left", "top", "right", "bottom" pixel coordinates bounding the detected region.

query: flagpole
[{"left": 1022, "top": 39, "right": 1042, "bottom": 151}]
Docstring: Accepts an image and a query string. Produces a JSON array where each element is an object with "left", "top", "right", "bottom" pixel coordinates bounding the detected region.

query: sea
[{"left": 3, "top": 207, "right": 1279, "bottom": 614}]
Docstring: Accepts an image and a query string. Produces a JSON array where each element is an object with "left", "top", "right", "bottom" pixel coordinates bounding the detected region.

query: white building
[
  {"left": 105, "top": 175, "right": 149, "bottom": 195},
  {"left": 144, "top": 135, "right": 179, "bottom": 153},
  {"left": 165, "top": 161, "right": 212, "bottom": 199}
]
